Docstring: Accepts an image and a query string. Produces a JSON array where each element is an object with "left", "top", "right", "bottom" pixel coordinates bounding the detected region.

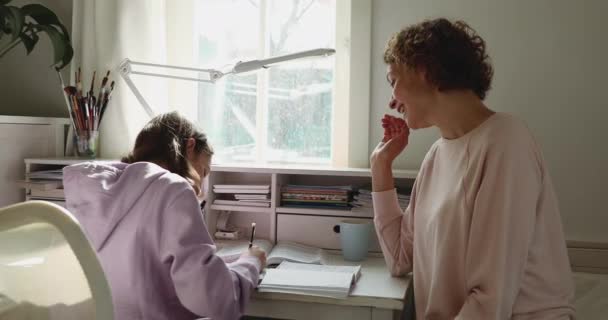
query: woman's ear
[
  {"left": 415, "top": 67, "right": 438, "bottom": 94},
  {"left": 414, "top": 67, "right": 428, "bottom": 83}
]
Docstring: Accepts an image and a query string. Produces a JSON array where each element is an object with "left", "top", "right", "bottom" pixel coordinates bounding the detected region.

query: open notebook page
[
  {"left": 216, "top": 240, "right": 325, "bottom": 266},
  {"left": 215, "top": 239, "right": 273, "bottom": 263},
  {"left": 266, "top": 241, "right": 324, "bottom": 265}
]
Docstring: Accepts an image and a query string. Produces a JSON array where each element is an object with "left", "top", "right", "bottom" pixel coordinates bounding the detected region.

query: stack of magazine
[
  {"left": 352, "top": 187, "right": 411, "bottom": 215},
  {"left": 213, "top": 184, "right": 271, "bottom": 207},
  {"left": 17, "top": 169, "right": 65, "bottom": 199},
  {"left": 280, "top": 185, "right": 353, "bottom": 210}
]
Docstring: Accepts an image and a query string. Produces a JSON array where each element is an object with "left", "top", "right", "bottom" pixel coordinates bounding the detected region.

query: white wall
[
  {"left": 370, "top": 0, "right": 608, "bottom": 242},
  {"left": 0, "top": 0, "right": 72, "bottom": 117}
]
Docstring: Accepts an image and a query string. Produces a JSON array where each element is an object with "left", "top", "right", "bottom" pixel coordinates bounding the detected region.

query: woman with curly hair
[{"left": 371, "top": 18, "right": 575, "bottom": 319}]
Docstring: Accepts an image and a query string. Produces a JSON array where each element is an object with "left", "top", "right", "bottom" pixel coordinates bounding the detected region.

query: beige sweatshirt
[{"left": 373, "top": 113, "right": 575, "bottom": 319}]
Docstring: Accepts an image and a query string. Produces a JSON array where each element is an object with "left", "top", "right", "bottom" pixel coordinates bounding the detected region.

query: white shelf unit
[
  {"left": 22, "top": 158, "right": 91, "bottom": 207},
  {"left": 22, "top": 158, "right": 418, "bottom": 252},
  {"left": 207, "top": 164, "right": 417, "bottom": 251},
  {"left": 22, "top": 158, "right": 117, "bottom": 207}
]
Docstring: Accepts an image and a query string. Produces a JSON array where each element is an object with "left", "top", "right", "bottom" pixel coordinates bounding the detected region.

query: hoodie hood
[{"left": 63, "top": 161, "right": 173, "bottom": 250}]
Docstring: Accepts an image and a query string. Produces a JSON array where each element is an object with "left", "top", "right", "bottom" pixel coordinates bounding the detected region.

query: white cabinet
[{"left": 276, "top": 214, "right": 381, "bottom": 251}]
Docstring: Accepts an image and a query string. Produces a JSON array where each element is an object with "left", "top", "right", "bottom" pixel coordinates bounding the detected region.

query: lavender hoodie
[{"left": 63, "top": 161, "right": 261, "bottom": 320}]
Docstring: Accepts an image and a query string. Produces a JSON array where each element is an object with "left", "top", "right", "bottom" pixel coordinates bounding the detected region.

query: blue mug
[{"left": 334, "top": 220, "right": 372, "bottom": 261}]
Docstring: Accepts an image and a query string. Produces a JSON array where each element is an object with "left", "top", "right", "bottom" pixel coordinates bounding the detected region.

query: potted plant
[{"left": 0, "top": 0, "right": 73, "bottom": 70}]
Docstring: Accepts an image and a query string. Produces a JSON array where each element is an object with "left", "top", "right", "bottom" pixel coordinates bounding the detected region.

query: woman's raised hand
[{"left": 371, "top": 114, "right": 410, "bottom": 167}]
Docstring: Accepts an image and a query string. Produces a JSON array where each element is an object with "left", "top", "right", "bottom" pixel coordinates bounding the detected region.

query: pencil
[{"left": 248, "top": 222, "right": 256, "bottom": 248}]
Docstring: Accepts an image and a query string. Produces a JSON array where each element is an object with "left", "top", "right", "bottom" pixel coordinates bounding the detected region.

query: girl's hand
[
  {"left": 370, "top": 114, "right": 409, "bottom": 167},
  {"left": 242, "top": 245, "right": 267, "bottom": 268}
]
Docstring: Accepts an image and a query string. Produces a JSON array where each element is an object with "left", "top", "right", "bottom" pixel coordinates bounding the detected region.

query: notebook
[{"left": 258, "top": 261, "right": 361, "bottom": 299}]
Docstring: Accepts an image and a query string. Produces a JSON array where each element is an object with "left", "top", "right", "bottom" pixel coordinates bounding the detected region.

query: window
[
  {"left": 193, "top": 0, "right": 335, "bottom": 164},
  {"left": 165, "top": 0, "right": 370, "bottom": 167}
]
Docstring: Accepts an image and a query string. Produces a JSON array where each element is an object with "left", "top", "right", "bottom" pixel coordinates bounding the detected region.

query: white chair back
[{"left": 0, "top": 201, "right": 113, "bottom": 320}]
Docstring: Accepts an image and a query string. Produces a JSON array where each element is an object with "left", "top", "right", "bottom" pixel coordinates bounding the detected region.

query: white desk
[{"left": 245, "top": 253, "right": 408, "bottom": 320}]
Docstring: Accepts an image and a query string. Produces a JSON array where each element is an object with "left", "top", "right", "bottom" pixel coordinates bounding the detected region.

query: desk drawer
[{"left": 277, "top": 214, "right": 381, "bottom": 252}]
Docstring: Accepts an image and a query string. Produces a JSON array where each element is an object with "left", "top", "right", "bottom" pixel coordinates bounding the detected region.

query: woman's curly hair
[{"left": 384, "top": 18, "right": 493, "bottom": 100}]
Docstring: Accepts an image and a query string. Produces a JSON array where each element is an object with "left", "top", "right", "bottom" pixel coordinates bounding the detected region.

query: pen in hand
[{"left": 248, "top": 222, "right": 256, "bottom": 248}]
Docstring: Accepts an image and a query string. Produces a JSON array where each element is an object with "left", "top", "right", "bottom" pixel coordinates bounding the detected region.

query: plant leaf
[
  {"left": 37, "top": 25, "right": 64, "bottom": 65},
  {"left": 0, "top": 18, "right": 4, "bottom": 42},
  {"left": 20, "top": 4, "right": 69, "bottom": 41},
  {"left": 1, "top": 3, "right": 73, "bottom": 70},
  {"left": 0, "top": 5, "right": 23, "bottom": 42},
  {"left": 39, "top": 25, "right": 72, "bottom": 70},
  {"left": 19, "top": 32, "right": 38, "bottom": 54},
  {"left": 6, "top": 6, "right": 23, "bottom": 41},
  {"left": 58, "top": 38, "right": 73, "bottom": 70},
  {"left": 0, "top": 7, "right": 14, "bottom": 39}
]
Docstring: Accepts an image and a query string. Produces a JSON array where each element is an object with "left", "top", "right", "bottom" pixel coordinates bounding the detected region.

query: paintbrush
[
  {"left": 56, "top": 71, "right": 78, "bottom": 131},
  {"left": 99, "top": 80, "right": 115, "bottom": 121}
]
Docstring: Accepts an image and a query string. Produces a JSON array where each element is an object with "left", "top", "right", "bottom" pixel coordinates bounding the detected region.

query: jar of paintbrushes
[{"left": 58, "top": 68, "right": 115, "bottom": 158}]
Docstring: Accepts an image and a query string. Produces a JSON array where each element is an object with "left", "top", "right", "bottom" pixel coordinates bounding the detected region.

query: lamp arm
[
  {"left": 121, "top": 59, "right": 226, "bottom": 82},
  {"left": 232, "top": 48, "right": 335, "bottom": 74},
  {"left": 119, "top": 59, "right": 156, "bottom": 118}
]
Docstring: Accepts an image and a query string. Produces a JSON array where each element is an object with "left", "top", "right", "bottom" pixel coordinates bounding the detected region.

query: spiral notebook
[{"left": 258, "top": 261, "right": 361, "bottom": 299}]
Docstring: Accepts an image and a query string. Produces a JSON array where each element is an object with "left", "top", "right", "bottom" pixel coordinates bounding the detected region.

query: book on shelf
[
  {"left": 16, "top": 180, "right": 62, "bottom": 191},
  {"left": 216, "top": 240, "right": 361, "bottom": 299},
  {"left": 26, "top": 169, "right": 64, "bottom": 180},
  {"left": 281, "top": 189, "right": 350, "bottom": 196},
  {"left": 281, "top": 200, "right": 351, "bottom": 210},
  {"left": 280, "top": 184, "right": 353, "bottom": 210},
  {"left": 213, "top": 189, "right": 270, "bottom": 194},
  {"left": 235, "top": 194, "right": 269, "bottom": 200},
  {"left": 352, "top": 188, "right": 411, "bottom": 210},
  {"left": 238, "top": 200, "right": 272, "bottom": 204},
  {"left": 281, "top": 193, "right": 348, "bottom": 201},
  {"left": 30, "top": 188, "right": 65, "bottom": 199},
  {"left": 214, "top": 184, "right": 270, "bottom": 190},
  {"left": 283, "top": 185, "right": 353, "bottom": 191},
  {"left": 213, "top": 199, "right": 270, "bottom": 207}
]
